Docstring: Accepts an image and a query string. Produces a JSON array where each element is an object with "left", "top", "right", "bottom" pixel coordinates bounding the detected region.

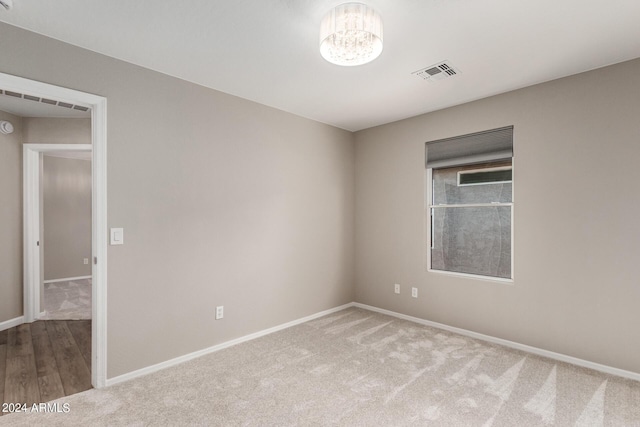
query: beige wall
[
  {"left": 23, "top": 117, "right": 91, "bottom": 144},
  {"left": 43, "top": 156, "right": 92, "bottom": 281},
  {"left": 0, "top": 23, "right": 355, "bottom": 378},
  {"left": 0, "top": 110, "right": 23, "bottom": 323},
  {"left": 354, "top": 57, "right": 640, "bottom": 374}
]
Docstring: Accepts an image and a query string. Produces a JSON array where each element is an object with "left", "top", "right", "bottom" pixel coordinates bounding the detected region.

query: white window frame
[{"left": 426, "top": 162, "right": 514, "bottom": 283}]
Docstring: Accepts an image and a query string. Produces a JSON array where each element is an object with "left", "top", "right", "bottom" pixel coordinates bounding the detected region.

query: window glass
[
  {"left": 429, "top": 160, "right": 512, "bottom": 280},
  {"left": 431, "top": 206, "right": 511, "bottom": 279},
  {"left": 458, "top": 169, "right": 512, "bottom": 186},
  {"left": 432, "top": 161, "right": 512, "bottom": 205}
]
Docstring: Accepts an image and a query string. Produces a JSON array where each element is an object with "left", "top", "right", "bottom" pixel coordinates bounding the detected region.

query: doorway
[
  {"left": 24, "top": 144, "right": 93, "bottom": 320},
  {"left": 40, "top": 150, "right": 93, "bottom": 321},
  {"left": 0, "top": 71, "right": 108, "bottom": 388}
]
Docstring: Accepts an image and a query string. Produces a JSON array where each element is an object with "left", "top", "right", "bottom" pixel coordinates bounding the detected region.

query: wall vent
[
  {"left": 412, "top": 61, "right": 461, "bottom": 83},
  {"left": 0, "top": 89, "right": 90, "bottom": 112}
]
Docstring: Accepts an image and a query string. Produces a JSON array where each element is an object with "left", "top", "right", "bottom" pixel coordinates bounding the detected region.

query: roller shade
[{"left": 425, "top": 126, "right": 513, "bottom": 169}]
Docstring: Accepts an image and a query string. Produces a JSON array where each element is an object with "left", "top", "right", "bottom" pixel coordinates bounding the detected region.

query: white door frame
[
  {"left": 1, "top": 71, "right": 108, "bottom": 389},
  {"left": 23, "top": 143, "right": 93, "bottom": 318}
]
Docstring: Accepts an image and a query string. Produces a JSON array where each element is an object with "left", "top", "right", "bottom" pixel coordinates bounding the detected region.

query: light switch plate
[{"left": 110, "top": 228, "right": 124, "bottom": 245}]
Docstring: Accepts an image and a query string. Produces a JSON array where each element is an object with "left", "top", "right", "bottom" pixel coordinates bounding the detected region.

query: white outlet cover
[
  {"left": 412, "top": 287, "right": 418, "bottom": 298},
  {"left": 216, "top": 306, "right": 224, "bottom": 320}
]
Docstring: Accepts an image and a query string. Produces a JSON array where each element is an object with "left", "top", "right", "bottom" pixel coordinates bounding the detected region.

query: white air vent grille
[
  {"left": 412, "top": 61, "right": 460, "bottom": 82},
  {"left": 0, "top": 89, "right": 90, "bottom": 112}
]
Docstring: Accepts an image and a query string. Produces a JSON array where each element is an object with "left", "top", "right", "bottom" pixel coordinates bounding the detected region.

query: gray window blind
[{"left": 425, "top": 126, "right": 513, "bottom": 169}]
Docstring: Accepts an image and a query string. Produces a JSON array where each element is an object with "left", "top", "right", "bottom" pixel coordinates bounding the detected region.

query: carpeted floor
[
  {"left": 40, "top": 279, "right": 92, "bottom": 320},
  {"left": 3, "top": 307, "right": 639, "bottom": 426}
]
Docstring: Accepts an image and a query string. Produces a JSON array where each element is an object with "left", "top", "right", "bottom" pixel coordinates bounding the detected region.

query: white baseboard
[
  {"left": 44, "top": 275, "right": 92, "bottom": 284},
  {"left": 105, "top": 302, "right": 355, "bottom": 386},
  {"left": 354, "top": 302, "right": 640, "bottom": 382},
  {"left": 105, "top": 300, "right": 640, "bottom": 388},
  {"left": 0, "top": 316, "right": 24, "bottom": 331}
]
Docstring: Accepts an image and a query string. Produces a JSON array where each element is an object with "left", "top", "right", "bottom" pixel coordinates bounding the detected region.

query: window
[
  {"left": 426, "top": 127, "right": 514, "bottom": 281},
  {"left": 457, "top": 166, "right": 512, "bottom": 186}
]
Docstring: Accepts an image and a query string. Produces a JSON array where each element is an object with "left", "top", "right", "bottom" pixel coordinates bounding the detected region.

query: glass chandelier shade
[{"left": 319, "top": 3, "right": 383, "bottom": 66}]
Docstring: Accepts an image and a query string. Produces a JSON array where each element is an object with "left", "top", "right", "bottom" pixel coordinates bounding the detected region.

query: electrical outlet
[
  {"left": 394, "top": 284, "right": 400, "bottom": 294},
  {"left": 412, "top": 287, "right": 418, "bottom": 298},
  {"left": 83, "top": 258, "right": 89, "bottom": 265},
  {"left": 216, "top": 306, "right": 224, "bottom": 320}
]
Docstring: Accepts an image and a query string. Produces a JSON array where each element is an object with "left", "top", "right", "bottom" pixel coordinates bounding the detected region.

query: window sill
[{"left": 427, "top": 268, "right": 514, "bottom": 284}]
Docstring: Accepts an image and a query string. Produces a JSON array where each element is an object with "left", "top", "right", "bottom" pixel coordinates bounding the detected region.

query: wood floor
[{"left": 0, "top": 320, "right": 91, "bottom": 415}]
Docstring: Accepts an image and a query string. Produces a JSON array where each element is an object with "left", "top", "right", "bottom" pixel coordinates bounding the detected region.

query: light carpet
[
  {"left": 3, "top": 307, "right": 639, "bottom": 426},
  {"left": 40, "top": 279, "right": 92, "bottom": 320}
]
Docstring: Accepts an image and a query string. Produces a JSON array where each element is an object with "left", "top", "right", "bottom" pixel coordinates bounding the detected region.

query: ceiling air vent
[
  {"left": 0, "top": 89, "right": 90, "bottom": 112},
  {"left": 412, "top": 61, "right": 461, "bottom": 83}
]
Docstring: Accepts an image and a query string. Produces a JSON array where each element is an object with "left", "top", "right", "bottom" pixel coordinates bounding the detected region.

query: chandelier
[{"left": 319, "top": 3, "right": 383, "bottom": 66}]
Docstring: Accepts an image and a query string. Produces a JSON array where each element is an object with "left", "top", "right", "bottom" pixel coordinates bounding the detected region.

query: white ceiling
[{"left": 2, "top": 0, "right": 640, "bottom": 131}]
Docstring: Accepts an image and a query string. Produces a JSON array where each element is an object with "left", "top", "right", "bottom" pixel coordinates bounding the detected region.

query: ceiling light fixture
[{"left": 319, "top": 2, "right": 383, "bottom": 67}]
